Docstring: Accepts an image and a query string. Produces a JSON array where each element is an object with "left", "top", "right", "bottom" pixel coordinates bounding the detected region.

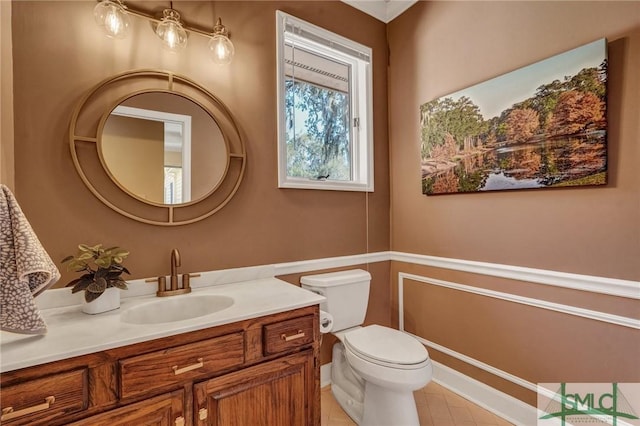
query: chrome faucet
[{"left": 156, "top": 248, "right": 192, "bottom": 297}]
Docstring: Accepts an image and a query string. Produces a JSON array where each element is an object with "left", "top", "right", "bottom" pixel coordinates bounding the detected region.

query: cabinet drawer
[
  {"left": 0, "top": 368, "right": 88, "bottom": 425},
  {"left": 68, "top": 389, "right": 184, "bottom": 426},
  {"left": 263, "top": 315, "right": 314, "bottom": 356},
  {"left": 119, "top": 331, "right": 244, "bottom": 399}
]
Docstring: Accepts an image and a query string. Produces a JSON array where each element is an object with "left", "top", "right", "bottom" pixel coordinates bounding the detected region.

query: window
[{"left": 276, "top": 11, "right": 374, "bottom": 191}]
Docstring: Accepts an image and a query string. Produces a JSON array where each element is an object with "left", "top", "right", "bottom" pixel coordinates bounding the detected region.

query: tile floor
[{"left": 321, "top": 381, "right": 514, "bottom": 426}]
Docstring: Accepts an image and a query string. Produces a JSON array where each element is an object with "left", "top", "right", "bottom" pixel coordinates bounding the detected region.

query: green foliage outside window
[{"left": 285, "top": 79, "right": 351, "bottom": 181}]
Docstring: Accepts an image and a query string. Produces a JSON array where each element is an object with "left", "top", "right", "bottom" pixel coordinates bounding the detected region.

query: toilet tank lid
[{"left": 300, "top": 269, "right": 371, "bottom": 287}]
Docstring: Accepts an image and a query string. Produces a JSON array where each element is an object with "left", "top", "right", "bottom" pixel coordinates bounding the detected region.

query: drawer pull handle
[
  {"left": 172, "top": 358, "right": 204, "bottom": 375},
  {"left": 281, "top": 330, "right": 305, "bottom": 342},
  {"left": 1, "top": 396, "right": 55, "bottom": 421}
]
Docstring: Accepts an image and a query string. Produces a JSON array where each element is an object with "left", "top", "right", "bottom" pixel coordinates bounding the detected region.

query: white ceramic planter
[{"left": 82, "top": 287, "right": 120, "bottom": 315}]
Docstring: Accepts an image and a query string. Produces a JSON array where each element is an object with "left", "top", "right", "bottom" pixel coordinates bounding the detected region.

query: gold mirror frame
[{"left": 69, "top": 70, "right": 246, "bottom": 226}]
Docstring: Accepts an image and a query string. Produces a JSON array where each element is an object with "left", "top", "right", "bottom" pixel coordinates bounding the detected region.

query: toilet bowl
[
  {"left": 344, "top": 325, "right": 432, "bottom": 391},
  {"left": 334, "top": 325, "right": 432, "bottom": 425},
  {"left": 300, "top": 270, "right": 432, "bottom": 426}
]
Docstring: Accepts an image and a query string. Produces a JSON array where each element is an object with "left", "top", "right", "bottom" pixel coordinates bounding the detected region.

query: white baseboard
[
  {"left": 431, "top": 360, "right": 537, "bottom": 426},
  {"left": 319, "top": 360, "right": 535, "bottom": 425}
]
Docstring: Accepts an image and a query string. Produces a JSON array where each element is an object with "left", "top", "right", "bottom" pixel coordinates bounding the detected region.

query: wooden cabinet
[
  {"left": 68, "top": 389, "right": 184, "bottom": 426},
  {"left": 0, "top": 306, "right": 319, "bottom": 426},
  {"left": 194, "top": 351, "right": 314, "bottom": 426},
  {"left": 119, "top": 332, "right": 245, "bottom": 400},
  {"left": 263, "top": 315, "right": 315, "bottom": 356},
  {"left": 0, "top": 369, "right": 88, "bottom": 424}
]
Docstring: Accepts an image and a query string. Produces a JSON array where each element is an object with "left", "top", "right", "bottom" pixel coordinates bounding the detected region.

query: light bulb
[
  {"left": 94, "top": 0, "right": 130, "bottom": 39},
  {"left": 208, "top": 35, "right": 235, "bottom": 65},
  {"left": 155, "top": 9, "right": 188, "bottom": 51},
  {"left": 208, "top": 18, "right": 235, "bottom": 65}
]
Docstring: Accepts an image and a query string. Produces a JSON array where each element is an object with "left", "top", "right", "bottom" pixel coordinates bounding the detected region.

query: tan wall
[
  {"left": 1, "top": 0, "right": 14, "bottom": 189},
  {"left": 10, "top": 1, "right": 390, "bottom": 287},
  {"left": 102, "top": 115, "right": 165, "bottom": 202},
  {"left": 389, "top": 1, "right": 639, "bottom": 280},
  {"left": 388, "top": 1, "right": 640, "bottom": 405}
]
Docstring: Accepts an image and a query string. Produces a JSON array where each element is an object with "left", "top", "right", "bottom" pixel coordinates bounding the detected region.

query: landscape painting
[{"left": 420, "top": 39, "right": 607, "bottom": 195}]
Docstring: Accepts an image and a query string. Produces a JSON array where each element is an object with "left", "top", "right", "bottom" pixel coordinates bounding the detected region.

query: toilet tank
[{"left": 300, "top": 269, "right": 371, "bottom": 332}]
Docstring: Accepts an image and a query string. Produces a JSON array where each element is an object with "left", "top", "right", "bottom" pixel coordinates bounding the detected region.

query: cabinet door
[
  {"left": 68, "top": 389, "right": 184, "bottom": 426},
  {"left": 194, "top": 350, "right": 314, "bottom": 426}
]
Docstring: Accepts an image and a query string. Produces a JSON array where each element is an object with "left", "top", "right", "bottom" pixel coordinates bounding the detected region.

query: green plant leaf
[
  {"left": 94, "top": 268, "right": 109, "bottom": 278},
  {"left": 79, "top": 243, "right": 102, "bottom": 252},
  {"left": 65, "top": 277, "right": 83, "bottom": 288},
  {"left": 87, "top": 277, "right": 107, "bottom": 293},
  {"left": 110, "top": 279, "right": 128, "bottom": 290},
  {"left": 61, "top": 255, "right": 74, "bottom": 263},
  {"left": 77, "top": 251, "right": 94, "bottom": 261},
  {"left": 97, "top": 256, "right": 114, "bottom": 268},
  {"left": 84, "top": 290, "right": 102, "bottom": 303},
  {"left": 67, "top": 260, "right": 88, "bottom": 272},
  {"left": 70, "top": 277, "right": 93, "bottom": 293}
]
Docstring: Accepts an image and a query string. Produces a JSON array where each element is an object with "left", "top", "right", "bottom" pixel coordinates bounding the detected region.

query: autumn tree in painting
[
  {"left": 429, "top": 133, "right": 458, "bottom": 161},
  {"left": 505, "top": 108, "right": 540, "bottom": 143},
  {"left": 547, "top": 90, "right": 605, "bottom": 136}
]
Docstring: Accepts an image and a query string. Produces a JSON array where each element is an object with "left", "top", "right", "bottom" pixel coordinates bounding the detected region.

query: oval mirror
[
  {"left": 100, "top": 92, "right": 228, "bottom": 205},
  {"left": 69, "top": 70, "right": 246, "bottom": 226}
]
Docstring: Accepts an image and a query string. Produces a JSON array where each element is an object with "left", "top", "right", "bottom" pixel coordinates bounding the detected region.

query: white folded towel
[{"left": 0, "top": 184, "right": 60, "bottom": 334}]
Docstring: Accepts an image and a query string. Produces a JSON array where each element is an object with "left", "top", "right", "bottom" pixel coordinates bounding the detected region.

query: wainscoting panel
[{"left": 392, "top": 263, "right": 640, "bottom": 406}]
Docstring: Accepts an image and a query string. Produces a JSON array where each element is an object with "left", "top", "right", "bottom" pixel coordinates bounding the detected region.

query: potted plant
[{"left": 62, "top": 244, "right": 130, "bottom": 314}]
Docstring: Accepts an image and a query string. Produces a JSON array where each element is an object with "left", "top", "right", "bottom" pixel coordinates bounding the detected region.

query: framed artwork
[{"left": 420, "top": 39, "right": 607, "bottom": 195}]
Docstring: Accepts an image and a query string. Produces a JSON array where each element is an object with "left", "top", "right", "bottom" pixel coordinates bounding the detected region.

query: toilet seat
[{"left": 344, "top": 325, "right": 429, "bottom": 370}]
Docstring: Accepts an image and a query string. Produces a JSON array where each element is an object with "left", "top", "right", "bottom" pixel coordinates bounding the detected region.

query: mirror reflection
[{"left": 101, "top": 92, "right": 227, "bottom": 205}]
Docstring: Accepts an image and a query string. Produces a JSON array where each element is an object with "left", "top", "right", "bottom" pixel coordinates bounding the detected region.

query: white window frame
[{"left": 276, "top": 10, "right": 374, "bottom": 192}]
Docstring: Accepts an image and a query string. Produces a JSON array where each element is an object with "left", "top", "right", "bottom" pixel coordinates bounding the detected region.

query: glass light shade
[
  {"left": 208, "top": 34, "right": 235, "bottom": 65},
  {"left": 93, "top": 0, "right": 130, "bottom": 39},
  {"left": 155, "top": 9, "right": 188, "bottom": 51}
]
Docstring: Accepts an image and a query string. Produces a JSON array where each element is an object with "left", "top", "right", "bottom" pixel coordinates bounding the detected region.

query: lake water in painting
[{"left": 421, "top": 131, "right": 606, "bottom": 194}]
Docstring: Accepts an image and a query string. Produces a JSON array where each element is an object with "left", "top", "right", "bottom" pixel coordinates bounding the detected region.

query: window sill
[{"left": 278, "top": 178, "right": 373, "bottom": 192}]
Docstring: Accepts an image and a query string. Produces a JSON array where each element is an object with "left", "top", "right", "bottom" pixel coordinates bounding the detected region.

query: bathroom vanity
[{"left": 0, "top": 278, "right": 324, "bottom": 426}]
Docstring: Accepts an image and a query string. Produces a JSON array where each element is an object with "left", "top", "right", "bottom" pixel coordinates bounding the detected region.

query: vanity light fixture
[
  {"left": 93, "top": 0, "right": 130, "bottom": 39},
  {"left": 155, "top": 8, "right": 188, "bottom": 51},
  {"left": 208, "top": 18, "right": 235, "bottom": 65},
  {"left": 92, "top": 0, "right": 235, "bottom": 63}
]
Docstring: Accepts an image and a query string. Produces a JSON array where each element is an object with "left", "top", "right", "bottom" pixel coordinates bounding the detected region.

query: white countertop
[{"left": 0, "top": 278, "right": 325, "bottom": 373}]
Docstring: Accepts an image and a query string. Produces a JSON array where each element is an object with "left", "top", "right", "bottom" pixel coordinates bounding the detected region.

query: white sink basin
[{"left": 121, "top": 294, "right": 234, "bottom": 325}]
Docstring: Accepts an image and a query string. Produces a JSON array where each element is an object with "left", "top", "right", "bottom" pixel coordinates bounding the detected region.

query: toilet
[{"left": 301, "top": 269, "right": 432, "bottom": 426}]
